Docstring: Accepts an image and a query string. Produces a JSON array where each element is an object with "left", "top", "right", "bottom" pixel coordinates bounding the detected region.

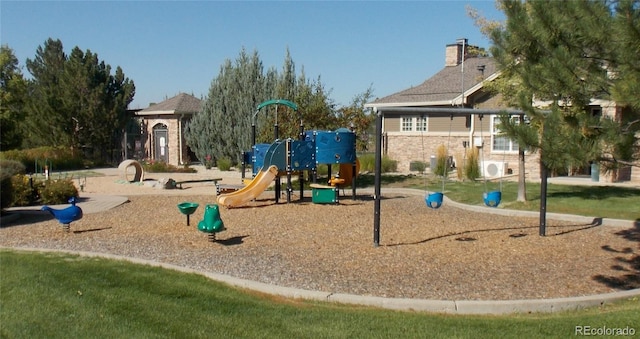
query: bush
[
  {"left": 216, "top": 157, "right": 232, "bottom": 171},
  {"left": 0, "top": 147, "right": 84, "bottom": 173},
  {"left": 1, "top": 160, "right": 27, "bottom": 210},
  {"left": 433, "top": 144, "right": 449, "bottom": 177},
  {"left": 454, "top": 153, "right": 464, "bottom": 180},
  {"left": 357, "top": 153, "right": 397, "bottom": 173},
  {"left": 409, "top": 161, "right": 427, "bottom": 174},
  {"left": 0, "top": 159, "right": 26, "bottom": 177},
  {"left": 39, "top": 179, "right": 78, "bottom": 205},
  {"left": 9, "top": 175, "right": 40, "bottom": 207},
  {"left": 142, "top": 160, "right": 196, "bottom": 173},
  {"left": 464, "top": 147, "right": 481, "bottom": 181}
]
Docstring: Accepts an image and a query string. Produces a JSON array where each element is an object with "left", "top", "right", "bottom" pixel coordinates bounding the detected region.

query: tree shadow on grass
[{"left": 593, "top": 220, "right": 640, "bottom": 290}]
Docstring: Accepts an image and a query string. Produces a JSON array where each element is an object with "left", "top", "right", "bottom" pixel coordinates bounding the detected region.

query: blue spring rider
[
  {"left": 197, "top": 204, "right": 225, "bottom": 242},
  {"left": 425, "top": 192, "right": 444, "bottom": 209},
  {"left": 41, "top": 196, "right": 83, "bottom": 232}
]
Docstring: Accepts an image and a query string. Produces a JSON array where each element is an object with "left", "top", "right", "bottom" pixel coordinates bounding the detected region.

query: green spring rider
[{"left": 198, "top": 204, "right": 225, "bottom": 242}]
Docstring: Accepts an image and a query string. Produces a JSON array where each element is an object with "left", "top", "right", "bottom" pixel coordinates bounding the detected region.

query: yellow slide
[{"left": 216, "top": 165, "right": 279, "bottom": 208}]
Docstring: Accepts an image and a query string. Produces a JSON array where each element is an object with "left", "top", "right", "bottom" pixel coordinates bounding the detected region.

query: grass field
[{"left": 1, "top": 250, "right": 638, "bottom": 339}]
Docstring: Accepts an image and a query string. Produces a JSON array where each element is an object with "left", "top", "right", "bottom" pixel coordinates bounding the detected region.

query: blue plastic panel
[
  {"left": 289, "top": 140, "right": 316, "bottom": 171},
  {"left": 314, "top": 130, "right": 356, "bottom": 164},
  {"left": 252, "top": 143, "right": 271, "bottom": 175}
]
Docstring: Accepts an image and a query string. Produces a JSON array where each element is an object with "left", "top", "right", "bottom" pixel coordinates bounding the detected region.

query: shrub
[
  {"left": 409, "top": 161, "right": 427, "bottom": 174},
  {"left": 381, "top": 155, "right": 398, "bottom": 173},
  {"left": 433, "top": 144, "right": 449, "bottom": 177},
  {"left": 357, "top": 153, "right": 397, "bottom": 173},
  {"left": 464, "top": 147, "right": 481, "bottom": 181},
  {"left": 1, "top": 160, "right": 28, "bottom": 210},
  {"left": 142, "top": 160, "right": 196, "bottom": 174},
  {"left": 38, "top": 178, "right": 78, "bottom": 205},
  {"left": 216, "top": 157, "right": 232, "bottom": 171},
  {"left": 454, "top": 152, "right": 464, "bottom": 180},
  {"left": 9, "top": 175, "right": 39, "bottom": 207},
  {"left": 1, "top": 175, "right": 11, "bottom": 210},
  {"left": 0, "top": 147, "right": 84, "bottom": 173},
  {"left": 0, "top": 159, "right": 26, "bottom": 177}
]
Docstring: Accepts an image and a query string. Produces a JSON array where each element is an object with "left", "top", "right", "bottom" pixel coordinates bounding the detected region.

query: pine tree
[{"left": 483, "top": 0, "right": 639, "bottom": 175}]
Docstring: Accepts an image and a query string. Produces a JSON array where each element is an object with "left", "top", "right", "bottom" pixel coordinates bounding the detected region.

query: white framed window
[
  {"left": 401, "top": 117, "right": 413, "bottom": 131},
  {"left": 491, "top": 115, "right": 519, "bottom": 152},
  {"left": 417, "top": 116, "right": 427, "bottom": 131},
  {"left": 401, "top": 116, "right": 427, "bottom": 132}
]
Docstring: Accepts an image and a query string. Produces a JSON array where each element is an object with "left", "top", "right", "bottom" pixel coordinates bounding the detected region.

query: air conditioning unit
[{"left": 482, "top": 161, "right": 509, "bottom": 178}]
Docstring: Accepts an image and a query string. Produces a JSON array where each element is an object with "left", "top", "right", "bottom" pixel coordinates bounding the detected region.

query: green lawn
[{"left": 1, "top": 250, "right": 638, "bottom": 339}]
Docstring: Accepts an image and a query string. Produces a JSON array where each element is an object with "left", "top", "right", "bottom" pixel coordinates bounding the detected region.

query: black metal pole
[
  {"left": 251, "top": 123, "right": 256, "bottom": 150},
  {"left": 539, "top": 164, "right": 548, "bottom": 236},
  {"left": 373, "top": 109, "right": 383, "bottom": 247},
  {"left": 352, "top": 162, "right": 357, "bottom": 200},
  {"left": 299, "top": 119, "right": 305, "bottom": 200},
  {"left": 286, "top": 139, "right": 292, "bottom": 203}
]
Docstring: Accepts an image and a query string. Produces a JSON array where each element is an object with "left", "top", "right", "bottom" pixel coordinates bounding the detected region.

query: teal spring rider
[{"left": 198, "top": 204, "right": 225, "bottom": 242}]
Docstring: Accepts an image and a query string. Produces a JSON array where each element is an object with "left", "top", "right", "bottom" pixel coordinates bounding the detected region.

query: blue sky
[{"left": 1, "top": 1, "right": 504, "bottom": 109}]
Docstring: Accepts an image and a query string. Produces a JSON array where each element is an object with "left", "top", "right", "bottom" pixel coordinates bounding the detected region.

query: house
[
  {"left": 366, "top": 39, "right": 639, "bottom": 184},
  {"left": 135, "top": 93, "right": 202, "bottom": 166}
]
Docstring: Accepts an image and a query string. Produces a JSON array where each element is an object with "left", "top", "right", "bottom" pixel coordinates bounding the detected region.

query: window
[
  {"left": 491, "top": 115, "right": 519, "bottom": 152},
  {"left": 417, "top": 116, "right": 427, "bottom": 131},
  {"left": 401, "top": 116, "right": 427, "bottom": 132},
  {"left": 401, "top": 117, "right": 413, "bottom": 131}
]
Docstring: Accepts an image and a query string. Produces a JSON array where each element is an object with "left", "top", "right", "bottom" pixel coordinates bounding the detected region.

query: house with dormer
[{"left": 366, "top": 39, "right": 639, "bottom": 184}]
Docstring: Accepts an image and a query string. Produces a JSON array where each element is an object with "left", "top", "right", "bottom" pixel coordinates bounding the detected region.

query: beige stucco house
[
  {"left": 366, "top": 39, "right": 639, "bottom": 184},
  {"left": 135, "top": 93, "right": 202, "bottom": 166}
]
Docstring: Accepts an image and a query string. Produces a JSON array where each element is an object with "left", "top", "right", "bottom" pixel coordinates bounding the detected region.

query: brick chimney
[{"left": 445, "top": 38, "right": 467, "bottom": 67}]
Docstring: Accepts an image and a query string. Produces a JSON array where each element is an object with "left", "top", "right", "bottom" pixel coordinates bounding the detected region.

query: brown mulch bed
[{"left": 1, "top": 191, "right": 638, "bottom": 301}]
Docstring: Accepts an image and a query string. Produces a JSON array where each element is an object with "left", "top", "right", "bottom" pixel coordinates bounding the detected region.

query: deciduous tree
[{"left": 0, "top": 45, "right": 27, "bottom": 150}]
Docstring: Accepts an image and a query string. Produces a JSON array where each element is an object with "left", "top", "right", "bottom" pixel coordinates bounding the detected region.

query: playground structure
[
  {"left": 118, "top": 159, "right": 144, "bottom": 182},
  {"left": 216, "top": 99, "right": 359, "bottom": 208}
]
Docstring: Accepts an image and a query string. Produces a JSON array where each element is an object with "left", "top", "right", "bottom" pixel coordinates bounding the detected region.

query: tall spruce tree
[
  {"left": 479, "top": 0, "right": 639, "bottom": 178},
  {"left": 185, "top": 48, "right": 267, "bottom": 165},
  {"left": 24, "top": 38, "right": 69, "bottom": 148},
  {"left": 185, "top": 48, "right": 338, "bottom": 166}
]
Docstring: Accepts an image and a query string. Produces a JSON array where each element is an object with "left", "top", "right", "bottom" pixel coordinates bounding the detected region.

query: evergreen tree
[
  {"left": 480, "top": 0, "right": 639, "bottom": 176},
  {"left": 24, "top": 38, "right": 69, "bottom": 148},
  {"left": 185, "top": 48, "right": 339, "bottom": 166},
  {"left": 185, "top": 48, "right": 267, "bottom": 165},
  {"left": 0, "top": 45, "right": 27, "bottom": 150},
  {"left": 22, "top": 39, "right": 135, "bottom": 162}
]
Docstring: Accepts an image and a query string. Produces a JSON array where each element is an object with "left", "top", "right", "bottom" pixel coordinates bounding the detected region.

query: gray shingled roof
[
  {"left": 138, "top": 93, "right": 202, "bottom": 115},
  {"left": 371, "top": 57, "right": 498, "bottom": 105}
]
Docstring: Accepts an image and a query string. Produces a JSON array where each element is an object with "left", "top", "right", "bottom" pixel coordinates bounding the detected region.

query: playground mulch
[{"left": 1, "top": 177, "right": 638, "bottom": 301}]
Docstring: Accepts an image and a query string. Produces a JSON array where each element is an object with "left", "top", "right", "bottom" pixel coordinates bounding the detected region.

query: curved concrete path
[{"left": 2, "top": 183, "right": 638, "bottom": 314}]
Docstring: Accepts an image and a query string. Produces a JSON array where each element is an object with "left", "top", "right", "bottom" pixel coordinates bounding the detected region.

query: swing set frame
[{"left": 371, "top": 106, "right": 535, "bottom": 247}]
